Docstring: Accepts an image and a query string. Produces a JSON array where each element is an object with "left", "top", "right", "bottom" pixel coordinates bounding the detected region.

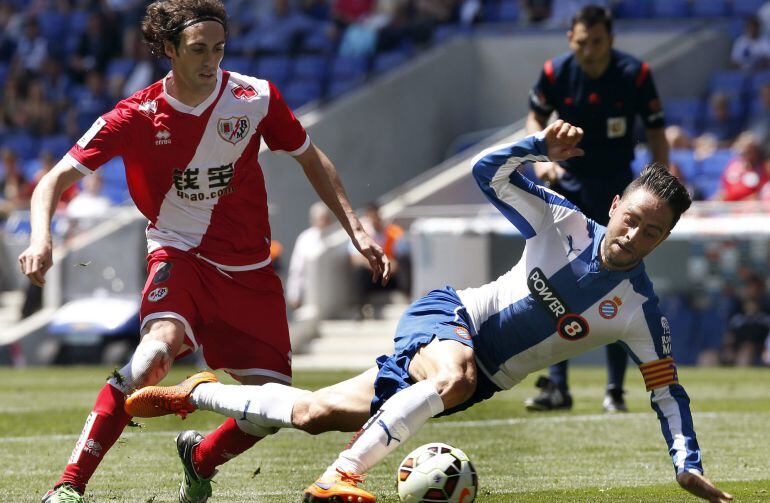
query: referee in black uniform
[{"left": 524, "top": 5, "right": 669, "bottom": 413}]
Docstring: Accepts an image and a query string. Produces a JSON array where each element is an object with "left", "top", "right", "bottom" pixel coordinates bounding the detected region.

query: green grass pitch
[{"left": 1, "top": 366, "right": 768, "bottom": 502}]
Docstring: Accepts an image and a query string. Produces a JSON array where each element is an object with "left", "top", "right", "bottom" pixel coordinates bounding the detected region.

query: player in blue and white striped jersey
[{"left": 126, "top": 120, "right": 732, "bottom": 502}]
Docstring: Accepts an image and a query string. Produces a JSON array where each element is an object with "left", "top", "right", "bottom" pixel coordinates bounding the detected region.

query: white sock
[
  {"left": 191, "top": 382, "right": 310, "bottom": 429},
  {"left": 327, "top": 380, "right": 444, "bottom": 477},
  {"left": 107, "top": 340, "right": 171, "bottom": 394}
]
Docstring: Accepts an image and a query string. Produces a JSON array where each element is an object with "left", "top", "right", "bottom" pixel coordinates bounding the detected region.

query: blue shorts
[{"left": 371, "top": 286, "right": 501, "bottom": 417}]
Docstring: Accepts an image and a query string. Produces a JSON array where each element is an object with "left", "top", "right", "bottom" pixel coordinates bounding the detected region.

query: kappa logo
[
  {"left": 217, "top": 116, "right": 250, "bottom": 144},
  {"left": 232, "top": 84, "right": 258, "bottom": 101},
  {"left": 139, "top": 100, "right": 158, "bottom": 114},
  {"left": 147, "top": 287, "right": 168, "bottom": 302},
  {"left": 155, "top": 129, "right": 171, "bottom": 145}
]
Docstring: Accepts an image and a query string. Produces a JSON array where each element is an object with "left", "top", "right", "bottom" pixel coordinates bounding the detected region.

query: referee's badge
[{"left": 607, "top": 117, "right": 627, "bottom": 138}]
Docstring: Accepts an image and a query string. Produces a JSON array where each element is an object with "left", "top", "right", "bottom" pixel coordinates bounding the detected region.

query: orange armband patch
[{"left": 639, "top": 357, "right": 678, "bottom": 391}]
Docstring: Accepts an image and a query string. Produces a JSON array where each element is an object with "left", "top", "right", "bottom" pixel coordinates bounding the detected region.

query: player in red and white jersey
[{"left": 19, "top": 1, "right": 390, "bottom": 502}]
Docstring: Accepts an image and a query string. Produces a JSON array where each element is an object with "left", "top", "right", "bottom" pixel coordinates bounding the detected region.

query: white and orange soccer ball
[{"left": 396, "top": 442, "right": 478, "bottom": 503}]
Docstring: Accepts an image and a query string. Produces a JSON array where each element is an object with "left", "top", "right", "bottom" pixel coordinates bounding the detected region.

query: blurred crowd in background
[{"left": 1, "top": 0, "right": 770, "bottom": 368}]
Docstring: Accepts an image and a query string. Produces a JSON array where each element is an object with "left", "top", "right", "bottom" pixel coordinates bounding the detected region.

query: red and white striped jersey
[{"left": 66, "top": 69, "right": 309, "bottom": 269}]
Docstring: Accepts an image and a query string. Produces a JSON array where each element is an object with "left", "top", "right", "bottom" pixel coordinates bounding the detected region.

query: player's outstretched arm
[
  {"left": 541, "top": 119, "right": 584, "bottom": 161},
  {"left": 18, "top": 160, "right": 85, "bottom": 286},
  {"left": 295, "top": 142, "right": 391, "bottom": 285},
  {"left": 677, "top": 471, "right": 733, "bottom": 502}
]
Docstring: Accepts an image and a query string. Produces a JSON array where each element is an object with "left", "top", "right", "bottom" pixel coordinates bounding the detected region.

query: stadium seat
[
  {"left": 699, "top": 150, "right": 734, "bottom": 176},
  {"left": 631, "top": 149, "right": 651, "bottom": 177},
  {"left": 282, "top": 80, "right": 323, "bottom": 109},
  {"left": 2, "top": 133, "right": 39, "bottom": 161},
  {"left": 491, "top": 0, "right": 520, "bottom": 23},
  {"left": 100, "top": 157, "right": 130, "bottom": 204},
  {"left": 664, "top": 98, "right": 702, "bottom": 134},
  {"left": 749, "top": 70, "right": 770, "bottom": 95},
  {"left": 37, "top": 10, "right": 69, "bottom": 43},
  {"left": 670, "top": 149, "right": 697, "bottom": 180},
  {"left": 613, "top": 0, "right": 652, "bottom": 18},
  {"left": 709, "top": 71, "right": 748, "bottom": 95},
  {"left": 372, "top": 50, "right": 410, "bottom": 75},
  {"left": 106, "top": 58, "right": 135, "bottom": 79},
  {"left": 256, "top": 56, "right": 293, "bottom": 87},
  {"left": 39, "top": 135, "right": 72, "bottom": 158},
  {"left": 327, "top": 76, "right": 362, "bottom": 99},
  {"left": 330, "top": 56, "right": 369, "bottom": 81},
  {"left": 691, "top": 0, "right": 729, "bottom": 17},
  {"left": 221, "top": 57, "right": 255, "bottom": 76},
  {"left": 733, "top": 0, "right": 765, "bottom": 16},
  {"left": 652, "top": 0, "right": 690, "bottom": 18},
  {"left": 293, "top": 55, "right": 328, "bottom": 82},
  {"left": 301, "top": 29, "right": 335, "bottom": 54}
]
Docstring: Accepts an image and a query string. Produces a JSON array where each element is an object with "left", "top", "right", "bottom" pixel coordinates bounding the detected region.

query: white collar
[{"left": 163, "top": 68, "right": 223, "bottom": 116}]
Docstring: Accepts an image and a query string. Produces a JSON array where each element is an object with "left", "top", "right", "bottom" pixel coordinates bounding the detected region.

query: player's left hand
[
  {"left": 543, "top": 119, "right": 584, "bottom": 162},
  {"left": 352, "top": 231, "right": 391, "bottom": 286},
  {"left": 677, "top": 471, "right": 733, "bottom": 502}
]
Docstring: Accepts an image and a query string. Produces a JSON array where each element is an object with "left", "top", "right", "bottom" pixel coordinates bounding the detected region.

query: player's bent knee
[
  {"left": 432, "top": 365, "right": 477, "bottom": 409},
  {"left": 291, "top": 393, "right": 335, "bottom": 435},
  {"left": 130, "top": 339, "right": 175, "bottom": 388}
]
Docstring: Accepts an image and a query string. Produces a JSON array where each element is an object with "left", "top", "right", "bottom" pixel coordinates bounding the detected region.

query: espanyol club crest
[
  {"left": 598, "top": 297, "right": 622, "bottom": 319},
  {"left": 147, "top": 287, "right": 168, "bottom": 302},
  {"left": 217, "top": 116, "right": 250, "bottom": 145}
]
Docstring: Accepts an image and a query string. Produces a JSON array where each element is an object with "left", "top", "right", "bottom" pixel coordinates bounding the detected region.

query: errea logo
[{"left": 155, "top": 129, "right": 171, "bottom": 146}]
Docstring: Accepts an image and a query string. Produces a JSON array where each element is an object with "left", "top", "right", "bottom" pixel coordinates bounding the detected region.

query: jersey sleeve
[
  {"left": 258, "top": 81, "right": 310, "bottom": 157},
  {"left": 65, "top": 103, "right": 133, "bottom": 175},
  {"left": 633, "top": 62, "right": 665, "bottom": 129},
  {"left": 471, "top": 134, "right": 580, "bottom": 238},
  {"left": 528, "top": 60, "right": 557, "bottom": 116},
  {"left": 621, "top": 299, "right": 704, "bottom": 476}
]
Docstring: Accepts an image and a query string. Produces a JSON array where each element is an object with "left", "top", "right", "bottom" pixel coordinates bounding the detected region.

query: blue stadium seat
[
  {"left": 282, "top": 80, "right": 323, "bottom": 109},
  {"left": 709, "top": 71, "right": 748, "bottom": 94},
  {"left": 490, "top": 0, "right": 519, "bottom": 23},
  {"left": 292, "top": 55, "right": 328, "bottom": 82},
  {"left": 106, "top": 58, "right": 135, "bottom": 79},
  {"left": 2, "top": 133, "right": 39, "bottom": 161},
  {"left": 0, "top": 62, "right": 8, "bottom": 89},
  {"left": 631, "top": 149, "right": 650, "bottom": 177},
  {"left": 100, "top": 157, "right": 130, "bottom": 204},
  {"left": 749, "top": 70, "right": 770, "bottom": 95},
  {"left": 613, "top": 0, "right": 652, "bottom": 18},
  {"left": 733, "top": 0, "right": 765, "bottom": 16},
  {"left": 691, "top": 0, "right": 729, "bottom": 17},
  {"left": 330, "top": 56, "right": 369, "bottom": 81},
  {"left": 221, "top": 57, "right": 255, "bottom": 76},
  {"left": 664, "top": 98, "right": 702, "bottom": 134},
  {"left": 21, "top": 158, "right": 42, "bottom": 181},
  {"left": 301, "top": 30, "right": 335, "bottom": 54},
  {"left": 39, "top": 135, "right": 72, "bottom": 158},
  {"left": 698, "top": 149, "right": 734, "bottom": 176},
  {"left": 372, "top": 50, "right": 410, "bottom": 75},
  {"left": 652, "top": 0, "right": 690, "bottom": 18},
  {"left": 37, "top": 11, "right": 69, "bottom": 43},
  {"left": 256, "top": 56, "right": 293, "bottom": 87},
  {"left": 670, "top": 149, "right": 696, "bottom": 180},
  {"left": 327, "top": 76, "right": 362, "bottom": 99}
]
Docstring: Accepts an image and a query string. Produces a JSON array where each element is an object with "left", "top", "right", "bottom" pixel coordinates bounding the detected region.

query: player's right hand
[
  {"left": 676, "top": 471, "right": 733, "bottom": 502},
  {"left": 543, "top": 119, "right": 584, "bottom": 162},
  {"left": 18, "top": 240, "right": 53, "bottom": 287}
]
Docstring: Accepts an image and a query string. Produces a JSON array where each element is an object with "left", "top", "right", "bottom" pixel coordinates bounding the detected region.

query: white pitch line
[{"left": 1, "top": 411, "right": 767, "bottom": 444}]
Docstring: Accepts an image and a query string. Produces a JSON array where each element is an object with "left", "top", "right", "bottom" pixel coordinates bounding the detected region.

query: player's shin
[
  {"left": 191, "top": 382, "right": 310, "bottom": 429},
  {"left": 328, "top": 380, "right": 444, "bottom": 476}
]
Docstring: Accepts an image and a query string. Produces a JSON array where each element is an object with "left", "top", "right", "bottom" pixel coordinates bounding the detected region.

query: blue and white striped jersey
[{"left": 457, "top": 133, "right": 703, "bottom": 475}]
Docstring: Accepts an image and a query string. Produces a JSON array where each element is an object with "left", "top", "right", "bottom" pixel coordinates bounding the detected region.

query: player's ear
[
  {"left": 608, "top": 194, "right": 621, "bottom": 218},
  {"left": 163, "top": 40, "right": 176, "bottom": 59}
]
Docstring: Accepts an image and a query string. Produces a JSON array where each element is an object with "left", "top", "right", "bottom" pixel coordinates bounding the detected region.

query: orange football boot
[
  {"left": 302, "top": 468, "right": 375, "bottom": 502},
  {"left": 124, "top": 371, "right": 218, "bottom": 418}
]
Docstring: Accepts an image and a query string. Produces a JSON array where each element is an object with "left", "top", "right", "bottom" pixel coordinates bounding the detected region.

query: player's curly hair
[
  {"left": 622, "top": 162, "right": 692, "bottom": 229},
  {"left": 142, "top": 0, "right": 228, "bottom": 58}
]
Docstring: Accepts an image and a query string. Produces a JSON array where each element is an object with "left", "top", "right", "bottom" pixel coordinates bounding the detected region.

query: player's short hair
[
  {"left": 622, "top": 162, "right": 692, "bottom": 229},
  {"left": 572, "top": 4, "right": 613, "bottom": 34},
  {"left": 142, "top": 0, "right": 228, "bottom": 58}
]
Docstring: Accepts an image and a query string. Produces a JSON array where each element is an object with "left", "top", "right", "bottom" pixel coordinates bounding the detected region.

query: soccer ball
[{"left": 396, "top": 442, "right": 478, "bottom": 503}]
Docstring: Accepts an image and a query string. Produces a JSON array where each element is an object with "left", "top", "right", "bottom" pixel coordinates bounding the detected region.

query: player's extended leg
[
  {"left": 603, "top": 342, "right": 629, "bottom": 412},
  {"left": 304, "top": 338, "right": 476, "bottom": 502},
  {"left": 42, "top": 319, "right": 185, "bottom": 502}
]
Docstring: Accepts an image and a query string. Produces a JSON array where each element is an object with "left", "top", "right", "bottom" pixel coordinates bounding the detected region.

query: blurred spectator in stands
[
  {"left": 70, "top": 12, "right": 121, "bottom": 83},
  {"left": 39, "top": 57, "right": 72, "bottom": 113},
  {"left": 411, "top": 0, "right": 459, "bottom": 45},
  {"left": 522, "top": 0, "right": 553, "bottom": 24},
  {"left": 0, "top": 3, "right": 19, "bottom": 61},
  {"left": 13, "top": 17, "right": 48, "bottom": 75},
  {"left": 334, "top": 0, "right": 376, "bottom": 32},
  {"left": 699, "top": 92, "right": 742, "bottom": 147},
  {"left": 0, "top": 147, "right": 28, "bottom": 218},
  {"left": 73, "top": 70, "right": 112, "bottom": 131},
  {"left": 547, "top": 0, "right": 609, "bottom": 28},
  {"left": 723, "top": 271, "right": 770, "bottom": 366},
  {"left": 1, "top": 77, "right": 27, "bottom": 131},
  {"left": 26, "top": 79, "right": 58, "bottom": 136},
  {"left": 24, "top": 150, "right": 78, "bottom": 208},
  {"left": 731, "top": 15, "right": 770, "bottom": 71},
  {"left": 66, "top": 172, "right": 112, "bottom": 232},
  {"left": 748, "top": 82, "right": 770, "bottom": 150},
  {"left": 301, "top": 0, "right": 332, "bottom": 21},
  {"left": 286, "top": 201, "right": 334, "bottom": 309},
  {"left": 714, "top": 132, "right": 767, "bottom": 201},
  {"left": 665, "top": 124, "right": 693, "bottom": 150},
  {"left": 243, "top": 0, "right": 316, "bottom": 55},
  {"left": 349, "top": 203, "right": 409, "bottom": 318}
]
